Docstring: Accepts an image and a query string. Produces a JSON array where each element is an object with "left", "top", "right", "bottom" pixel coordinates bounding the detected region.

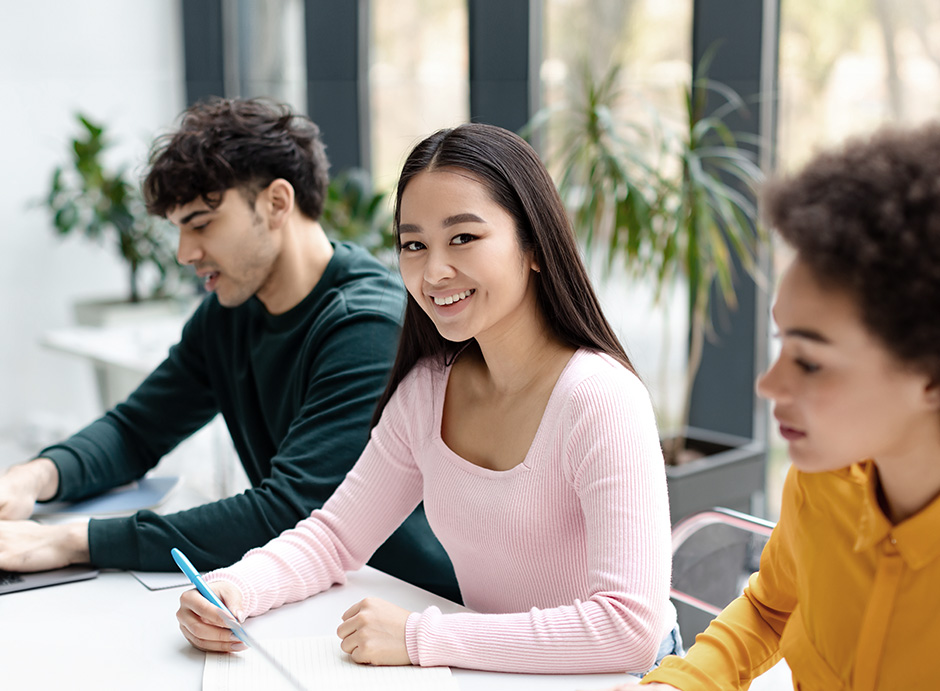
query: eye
[
  {"left": 795, "top": 358, "right": 820, "bottom": 374},
  {"left": 451, "top": 233, "right": 476, "bottom": 245},
  {"left": 400, "top": 240, "right": 425, "bottom": 252}
]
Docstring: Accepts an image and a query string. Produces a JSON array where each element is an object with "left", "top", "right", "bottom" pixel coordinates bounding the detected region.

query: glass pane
[
  {"left": 540, "top": 0, "right": 693, "bottom": 432},
  {"left": 231, "top": 0, "right": 307, "bottom": 111},
  {"left": 779, "top": 0, "right": 940, "bottom": 172},
  {"left": 542, "top": 0, "right": 691, "bottom": 127},
  {"left": 369, "top": 0, "right": 469, "bottom": 189}
]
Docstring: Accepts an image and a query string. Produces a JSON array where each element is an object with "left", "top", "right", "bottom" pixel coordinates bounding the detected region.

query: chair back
[{"left": 671, "top": 507, "right": 775, "bottom": 642}]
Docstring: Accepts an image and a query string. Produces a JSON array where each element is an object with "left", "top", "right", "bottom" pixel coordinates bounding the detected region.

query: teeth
[{"left": 434, "top": 289, "right": 473, "bottom": 306}]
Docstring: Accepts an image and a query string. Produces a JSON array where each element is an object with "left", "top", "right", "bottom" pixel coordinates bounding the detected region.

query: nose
[
  {"left": 176, "top": 229, "right": 203, "bottom": 266},
  {"left": 756, "top": 356, "right": 785, "bottom": 402},
  {"left": 424, "top": 246, "right": 456, "bottom": 285}
]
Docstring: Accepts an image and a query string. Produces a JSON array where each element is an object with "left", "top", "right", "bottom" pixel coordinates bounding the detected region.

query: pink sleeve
[
  {"left": 404, "top": 370, "right": 673, "bottom": 674},
  {"left": 206, "top": 375, "right": 425, "bottom": 618}
]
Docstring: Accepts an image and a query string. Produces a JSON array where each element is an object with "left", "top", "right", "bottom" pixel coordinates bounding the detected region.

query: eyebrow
[
  {"left": 178, "top": 209, "right": 212, "bottom": 226},
  {"left": 398, "top": 212, "right": 486, "bottom": 235},
  {"left": 783, "top": 327, "right": 831, "bottom": 344}
]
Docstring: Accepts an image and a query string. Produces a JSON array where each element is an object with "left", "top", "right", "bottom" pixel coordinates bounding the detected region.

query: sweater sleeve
[
  {"left": 404, "top": 368, "right": 674, "bottom": 674},
  {"left": 640, "top": 467, "right": 800, "bottom": 690},
  {"left": 205, "top": 369, "right": 426, "bottom": 617},
  {"left": 41, "top": 299, "right": 219, "bottom": 503},
  {"left": 84, "top": 307, "right": 405, "bottom": 572}
]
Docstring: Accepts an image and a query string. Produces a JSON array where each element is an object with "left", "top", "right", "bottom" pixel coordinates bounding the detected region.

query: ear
[
  {"left": 925, "top": 380, "right": 940, "bottom": 411},
  {"left": 261, "top": 179, "right": 295, "bottom": 230}
]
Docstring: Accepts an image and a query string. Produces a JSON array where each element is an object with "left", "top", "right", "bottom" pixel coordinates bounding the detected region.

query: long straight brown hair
[{"left": 371, "top": 123, "right": 634, "bottom": 427}]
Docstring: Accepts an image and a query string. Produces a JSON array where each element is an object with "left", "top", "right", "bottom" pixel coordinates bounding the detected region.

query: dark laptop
[{"left": 0, "top": 565, "right": 99, "bottom": 595}]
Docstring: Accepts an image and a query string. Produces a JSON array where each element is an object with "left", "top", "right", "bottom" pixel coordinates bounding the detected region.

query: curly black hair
[
  {"left": 762, "top": 122, "right": 940, "bottom": 382},
  {"left": 143, "top": 97, "right": 330, "bottom": 220}
]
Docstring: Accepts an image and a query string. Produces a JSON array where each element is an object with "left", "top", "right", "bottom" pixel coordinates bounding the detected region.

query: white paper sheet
[
  {"left": 129, "top": 570, "right": 191, "bottom": 590},
  {"left": 203, "top": 635, "right": 460, "bottom": 691}
]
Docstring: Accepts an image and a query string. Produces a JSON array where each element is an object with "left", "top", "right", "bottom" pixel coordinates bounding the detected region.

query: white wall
[{"left": 0, "top": 1, "right": 185, "bottom": 452}]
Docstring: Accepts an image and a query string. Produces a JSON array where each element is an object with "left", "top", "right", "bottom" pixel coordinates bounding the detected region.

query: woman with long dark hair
[{"left": 177, "top": 123, "right": 679, "bottom": 675}]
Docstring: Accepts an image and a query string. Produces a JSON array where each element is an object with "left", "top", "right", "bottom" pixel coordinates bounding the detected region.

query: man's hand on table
[{"left": 0, "top": 518, "right": 90, "bottom": 571}]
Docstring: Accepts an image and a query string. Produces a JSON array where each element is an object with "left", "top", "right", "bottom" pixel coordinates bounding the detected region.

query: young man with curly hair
[
  {"left": 0, "top": 98, "right": 459, "bottom": 602},
  {"left": 595, "top": 123, "right": 940, "bottom": 691}
]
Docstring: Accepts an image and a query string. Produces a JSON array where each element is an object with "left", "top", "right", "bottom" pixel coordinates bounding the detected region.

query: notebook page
[{"left": 203, "top": 635, "right": 459, "bottom": 691}]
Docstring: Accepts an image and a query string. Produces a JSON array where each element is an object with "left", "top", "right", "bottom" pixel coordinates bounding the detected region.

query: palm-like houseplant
[
  {"left": 45, "top": 114, "right": 182, "bottom": 303},
  {"left": 320, "top": 167, "right": 396, "bottom": 263},
  {"left": 529, "top": 58, "right": 766, "bottom": 465}
]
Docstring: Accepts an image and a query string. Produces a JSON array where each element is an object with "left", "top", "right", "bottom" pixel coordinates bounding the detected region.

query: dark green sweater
[{"left": 41, "top": 243, "right": 459, "bottom": 601}]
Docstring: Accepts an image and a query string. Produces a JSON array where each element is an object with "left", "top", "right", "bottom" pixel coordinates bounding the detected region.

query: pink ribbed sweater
[{"left": 207, "top": 349, "right": 675, "bottom": 673}]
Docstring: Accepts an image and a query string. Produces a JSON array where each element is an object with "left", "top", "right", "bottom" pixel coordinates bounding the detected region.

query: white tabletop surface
[{"left": 1, "top": 565, "right": 639, "bottom": 691}]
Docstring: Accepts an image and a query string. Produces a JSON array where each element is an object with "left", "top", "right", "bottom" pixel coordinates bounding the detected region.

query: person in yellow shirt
[{"left": 591, "top": 122, "right": 940, "bottom": 691}]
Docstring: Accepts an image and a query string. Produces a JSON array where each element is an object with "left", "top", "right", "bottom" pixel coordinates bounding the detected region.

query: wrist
[
  {"left": 4, "top": 458, "right": 59, "bottom": 502},
  {"left": 63, "top": 520, "right": 91, "bottom": 564},
  {"left": 27, "top": 458, "right": 59, "bottom": 501}
]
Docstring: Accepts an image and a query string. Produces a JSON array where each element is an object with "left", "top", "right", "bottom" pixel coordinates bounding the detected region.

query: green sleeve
[
  {"left": 87, "top": 309, "right": 399, "bottom": 571},
  {"left": 41, "top": 302, "right": 219, "bottom": 503}
]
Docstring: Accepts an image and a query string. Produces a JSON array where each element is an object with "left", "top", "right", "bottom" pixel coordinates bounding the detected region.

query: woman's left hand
[{"left": 337, "top": 597, "right": 413, "bottom": 665}]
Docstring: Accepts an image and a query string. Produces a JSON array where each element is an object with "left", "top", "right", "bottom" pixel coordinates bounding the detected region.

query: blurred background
[{"left": 2, "top": 0, "right": 938, "bottom": 520}]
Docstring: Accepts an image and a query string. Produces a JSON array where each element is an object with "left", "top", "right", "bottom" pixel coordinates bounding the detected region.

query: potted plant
[
  {"left": 528, "top": 57, "right": 767, "bottom": 523},
  {"left": 320, "top": 167, "right": 396, "bottom": 265},
  {"left": 44, "top": 114, "right": 197, "bottom": 407},
  {"left": 45, "top": 113, "right": 188, "bottom": 306}
]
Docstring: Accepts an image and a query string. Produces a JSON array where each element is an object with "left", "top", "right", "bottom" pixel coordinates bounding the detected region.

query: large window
[
  {"left": 368, "top": 0, "right": 469, "bottom": 189},
  {"left": 540, "top": 0, "right": 694, "bottom": 431},
  {"left": 779, "top": 0, "right": 940, "bottom": 172},
  {"left": 542, "top": 0, "right": 692, "bottom": 125}
]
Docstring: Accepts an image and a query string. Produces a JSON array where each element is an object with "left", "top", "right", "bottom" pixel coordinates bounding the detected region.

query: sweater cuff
[
  {"left": 37, "top": 446, "right": 81, "bottom": 502},
  {"left": 87, "top": 516, "right": 138, "bottom": 569},
  {"left": 405, "top": 611, "right": 423, "bottom": 665},
  {"left": 405, "top": 606, "right": 447, "bottom": 667}
]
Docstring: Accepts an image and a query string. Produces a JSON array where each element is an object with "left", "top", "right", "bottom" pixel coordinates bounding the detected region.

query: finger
[
  {"left": 341, "top": 599, "right": 363, "bottom": 622},
  {"left": 336, "top": 615, "right": 358, "bottom": 640},
  {"left": 339, "top": 631, "right": 358, "bottom": 656},
  {"left": 177, "top": 596, "right": 237, "bottom": 641},
  {"left": 178, "top": 620, "right": 245, "bottom": 653},
  {"left": 177, "top": 606, "right": 244, "bottom": 652},
  {"left": 213, "top": 583, "right": 246, "bottom": 621},
  {"left": 181, "top": 589, "right": 231, "bottom": 627}
]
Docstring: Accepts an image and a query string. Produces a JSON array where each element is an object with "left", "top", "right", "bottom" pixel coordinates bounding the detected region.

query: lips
[
  {"left": 777, "top": 424, "right": 806, "bottom": 442},
  {"left": 198, "top": 270, "right": 221, "bottom": 292}
]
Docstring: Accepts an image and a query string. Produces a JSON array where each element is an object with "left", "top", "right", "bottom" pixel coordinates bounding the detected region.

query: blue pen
[
  {"left": 170, "top": 548, "right": 248, "bottom": 641},
  {"left": 170, "top": 548, "right": 308, "bottom": 691}
]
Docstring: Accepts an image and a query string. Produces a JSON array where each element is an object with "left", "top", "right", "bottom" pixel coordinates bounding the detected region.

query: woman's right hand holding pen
[{"left": 177, "top": 580, "right": 247, "bottom": 652}]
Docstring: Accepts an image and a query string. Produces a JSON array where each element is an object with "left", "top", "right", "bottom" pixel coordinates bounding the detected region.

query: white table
[{"left": 1, "top": 566, "right": 637, "bottom": 691}]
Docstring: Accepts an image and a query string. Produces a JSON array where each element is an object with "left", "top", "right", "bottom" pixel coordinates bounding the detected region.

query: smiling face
[
  {"left": 397, "top": 168, "right": 540, "bottom": 346},
  {"left": 757, "top": 258, "right": 939, "bottom": 473},
  {"left": 168, "top": 188, "right": 280, "bottom": 308}
]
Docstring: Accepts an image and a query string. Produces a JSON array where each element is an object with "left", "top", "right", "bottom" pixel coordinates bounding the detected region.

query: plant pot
[{"left": 665, "top": 426, "right": 766, "bottom": 525}]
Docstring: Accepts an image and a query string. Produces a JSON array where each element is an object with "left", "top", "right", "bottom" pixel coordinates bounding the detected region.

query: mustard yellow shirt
[{"left": 642, "top": 461, "right": 940, "bottom": 690}]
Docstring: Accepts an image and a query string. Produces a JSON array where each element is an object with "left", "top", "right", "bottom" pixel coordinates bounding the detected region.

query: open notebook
[{"left": 203, "top": 635, "right": 459, "bottom": 691}]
